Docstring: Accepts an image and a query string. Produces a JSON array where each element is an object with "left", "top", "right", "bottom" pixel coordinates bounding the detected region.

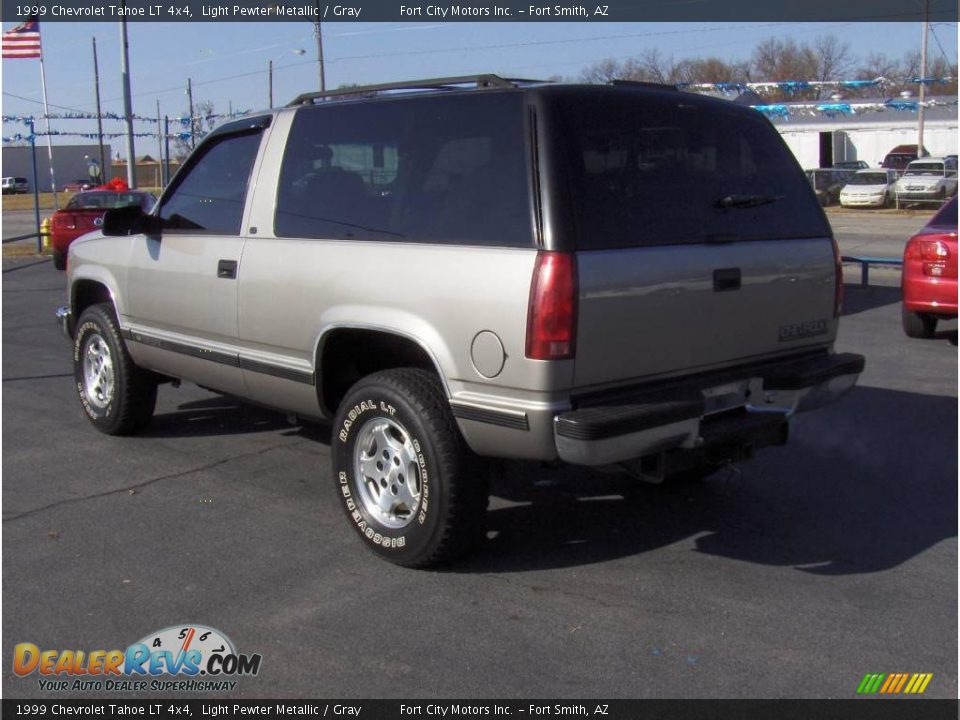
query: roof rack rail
[
  {"left": 609, "top": 79, "right": 679, "bottom": 91},
  {"left": 287, "top": 74, "right": 546, "bottom": 106}
]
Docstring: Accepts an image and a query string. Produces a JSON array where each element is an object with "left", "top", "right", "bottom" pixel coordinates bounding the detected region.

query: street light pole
[
  {"left": 268, "top": 49, "right": 304, "bottom": 107},
  {"left": 92, "top": 37, "right": 106, "bottom": 183},
  {"left": 119, "top": 12, "right": 136, "bottom": 188}
]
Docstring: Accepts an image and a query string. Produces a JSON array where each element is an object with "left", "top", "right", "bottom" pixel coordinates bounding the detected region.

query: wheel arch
[
  {"left": 315, "top": 325, "right": 451, "bottom": 417},
  {"left": 71, "top": 275, "right": 121, "bottom": 323}
]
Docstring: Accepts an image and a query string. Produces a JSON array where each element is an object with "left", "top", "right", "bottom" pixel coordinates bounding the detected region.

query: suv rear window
[
  {"left": 275, "top": 93, "right": 533, "bottom": 247},
  {"left": 549, "top": 91, "right": 829, "bottom": 249}
]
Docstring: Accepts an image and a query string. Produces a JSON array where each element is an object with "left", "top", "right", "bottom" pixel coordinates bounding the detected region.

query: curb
[{"left": 3, "top": 245, "right": 48, "bottom": 258}]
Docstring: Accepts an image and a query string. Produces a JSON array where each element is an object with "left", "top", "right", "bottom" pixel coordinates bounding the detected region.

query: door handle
[
  {"left": 713, "top": 267, "right": 741, "bottom": 292},
  {"left": 217, "top": 260, "right": 238, "bottom": 279}
]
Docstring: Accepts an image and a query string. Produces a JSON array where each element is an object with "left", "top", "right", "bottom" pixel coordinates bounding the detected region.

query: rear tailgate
[
  {"left": 541, "top": 86, "right": 837, "bottom": 389},
  {"left": 574, "top": 238, "right": 836, "bottom": 386}
]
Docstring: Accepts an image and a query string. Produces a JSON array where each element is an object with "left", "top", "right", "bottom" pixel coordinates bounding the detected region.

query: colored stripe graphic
[
  {"left": 879, "top": 674, "right": 897, "bottom": 693},
  {"left": 857, "top": 673, "right": 885, "bottom": 694},
  {"left": 857, "top": 673, "right": 933, "bottom": 694}
]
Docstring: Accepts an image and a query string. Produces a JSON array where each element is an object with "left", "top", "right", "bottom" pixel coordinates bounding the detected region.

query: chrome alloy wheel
[
  {"left": 354, "top": 416, "right": 423, "bottom": 529},
  {"left": 81, "top": 332, "right": 115, "bottom": 409}
]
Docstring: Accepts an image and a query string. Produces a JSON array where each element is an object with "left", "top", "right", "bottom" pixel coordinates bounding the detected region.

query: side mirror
[{"left": 102, "top": 205, "right": 162, "bottom": 236}]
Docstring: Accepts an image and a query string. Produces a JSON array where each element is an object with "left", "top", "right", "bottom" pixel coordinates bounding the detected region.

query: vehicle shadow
[
  {"left": 841, "top": 283, "right": 901, "bottom": 316},
  {"left": 452, "top": 384, "right": 957, "bottom": 575},
  {"left": 141, "top": 397, "right": 292, "bottom": 438}
]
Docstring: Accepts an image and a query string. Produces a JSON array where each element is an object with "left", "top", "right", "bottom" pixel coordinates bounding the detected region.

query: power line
[
  {"left": 2, "top": 91, "right": 89, "bottom": 115},
  {"left": 929, "top": 25, "right": 957, "bottom": 68}
]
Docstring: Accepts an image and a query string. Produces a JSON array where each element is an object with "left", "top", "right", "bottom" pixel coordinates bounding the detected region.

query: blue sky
[{"left": 2, "top": 21, "right": 957, "bottom": 158}]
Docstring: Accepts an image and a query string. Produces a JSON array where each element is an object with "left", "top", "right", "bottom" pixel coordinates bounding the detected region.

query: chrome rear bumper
[{"left": 555, "top": 352, "right": 865, "bottom": 466}]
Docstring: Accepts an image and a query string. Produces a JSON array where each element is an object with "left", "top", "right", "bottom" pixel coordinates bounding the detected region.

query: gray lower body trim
[
  {"left": 122, "top": 329, "right": 314, "bottom": 385},
  {"left": 238, "top": 356, "right": 315, "bottom": 385},
  {"left": 450, "top": 401, "right": 529, "bottom": 431}
]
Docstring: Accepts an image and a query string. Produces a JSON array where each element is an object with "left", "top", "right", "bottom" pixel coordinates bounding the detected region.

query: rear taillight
[
  {"left": 525, "top": 251, "right": 577, "bottom": 360},
  {"left": 53, "top": 214, "right": 76, "bottom": 230},
  {"left": 906, "top": 237, "right": 953, "bottom": 277},
  {"left": 832, "top": 236, "right": 843, "bottom": 317}
]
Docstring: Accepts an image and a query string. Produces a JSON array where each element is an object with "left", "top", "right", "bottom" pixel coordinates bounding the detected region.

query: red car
[
  {"left": 50, "top": 190, "right": 157, "bottom": 271},
  {"left": 901, "top": 196, "right": 958, "bottom": 338}
]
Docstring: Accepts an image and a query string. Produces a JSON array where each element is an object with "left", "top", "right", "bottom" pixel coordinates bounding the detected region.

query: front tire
[
  {"left": 902, "top": 306, "right": 937, "bottom": 339},
  {"left": 331, "top": 368, "right": 488, "bottom": 568},
  {"left": 73, "top": 303, "right": 157, "bottom": 435}
]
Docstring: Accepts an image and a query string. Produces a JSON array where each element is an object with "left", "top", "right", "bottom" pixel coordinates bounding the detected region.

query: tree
[
  {"left": 173, "top": 100, "right": 217, "bottom": 160},
  {"left": 812, "top": 36, "right": 853, "bottom": 97},
  {"left": 580, "top": 57, "right": 648, "bottom": 84},
  {"left": 671, "top": 57, "right": 743, "bottom": 85}
]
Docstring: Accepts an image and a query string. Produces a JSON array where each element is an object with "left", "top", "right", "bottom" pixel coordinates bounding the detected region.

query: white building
[{"left": 769, "top": 102, "right": 958, "bottom": 169}]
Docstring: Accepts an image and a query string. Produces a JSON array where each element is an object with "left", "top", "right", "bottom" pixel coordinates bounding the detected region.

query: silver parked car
[
  {"left": 56, "top": 76, "right": 864, "bottom": 567},
  {"left": 894, "top": 157, "right": 959, "bottom": 203}
]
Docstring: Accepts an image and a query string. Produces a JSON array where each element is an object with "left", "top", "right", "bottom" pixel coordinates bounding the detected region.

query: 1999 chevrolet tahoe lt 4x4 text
[{"left": 57, "top": 75, "right": 865, "bottom": 567}]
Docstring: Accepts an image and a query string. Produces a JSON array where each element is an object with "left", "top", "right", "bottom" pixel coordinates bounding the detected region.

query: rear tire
[
  {"left": 52, "top": 249, "right": 66, "bottom": 271},
  {"left": 73, "top": 303, "right": 157, "bottom": 435},
  {"left": 902, "top": 307, "right": 937, "bottom": 339},
  {"left": 331, "top": 368, "right": 488, "bottom": 568}
]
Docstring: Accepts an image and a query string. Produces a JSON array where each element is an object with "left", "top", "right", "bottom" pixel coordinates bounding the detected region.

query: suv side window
[
  {"left": 275, "top": 93, "right": 533, "bottom": 247},
  {"left": 159, "top": 130, "right": 263, "bottom": 234}
]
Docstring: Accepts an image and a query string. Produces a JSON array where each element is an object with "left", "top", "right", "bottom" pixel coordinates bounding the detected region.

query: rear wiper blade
[{"left": 714, "top": 194, "right": 784, "bottom": 209}]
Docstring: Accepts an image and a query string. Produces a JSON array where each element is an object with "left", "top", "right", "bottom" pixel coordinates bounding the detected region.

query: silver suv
[{"left": 56, "top": 76, "right": 864, "bottom": 567}]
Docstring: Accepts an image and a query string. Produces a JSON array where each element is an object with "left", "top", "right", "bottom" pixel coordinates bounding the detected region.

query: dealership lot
[{"left": 2, "top": 212, "right": 956, "bottom": 699}]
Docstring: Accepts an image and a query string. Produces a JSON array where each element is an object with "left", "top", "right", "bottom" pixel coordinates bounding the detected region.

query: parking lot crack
[{"left": 2, "top": 440, "right": 303, "bottom": 522}]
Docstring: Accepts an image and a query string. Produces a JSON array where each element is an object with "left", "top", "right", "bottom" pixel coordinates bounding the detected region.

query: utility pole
[
  {"left": 163, "top": 115, "right": 171, "bottom": 186},
  {"left": 313, "top": 11, "right": 326, "bottom": 92},
  {"left": 917, "top": 0, "right": 929, "bottom": 157},
  {"left": 156, "top": 99, "right": 163, "bottom": 188},
  {"left": 186, "top": 77, "right": 195, "bottom": 149},
  {"left": 269, "top": 59, "right": 273, "bottom": 107},
  {"left": 92, "top": 37, "right": 106, "bottom": 183},
  {"left": 119, "top": 12, "right": 136, "bottom": 188}
]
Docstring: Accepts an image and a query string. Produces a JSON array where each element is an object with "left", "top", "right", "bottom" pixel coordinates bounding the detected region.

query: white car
[
  {"left": 1, "top": 176, "right": 29, "bottom": 194},
  {"left": 894, "top": 157, "right": 959, "bottom": 203},
  {"left": 840, "top": 169, "right": 898, "bottom": 208}
]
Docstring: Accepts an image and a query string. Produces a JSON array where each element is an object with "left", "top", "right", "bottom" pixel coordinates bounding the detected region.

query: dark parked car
[
  {"left": 50, "top": 190, "right": 157, "bottom": 270},
  {"left": 901, "top": 197, "right": 958, "bottom": 337},
  {"left": 881, "top": 144, "right": 929, "bottom": 171},
  {"left": 806, "top": 169, "right": 854, "bottom": 206},
  {"left": 833, "top": 160, "right": 869, "bottom": 170}
]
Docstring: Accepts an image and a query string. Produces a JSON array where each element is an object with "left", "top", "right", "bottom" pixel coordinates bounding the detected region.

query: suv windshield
[
  {"left": 849, "top": 173, "right": 890, "bottom": 185},
  {"left": 549, "top": 90, "right": 828, "bottom": 249}
]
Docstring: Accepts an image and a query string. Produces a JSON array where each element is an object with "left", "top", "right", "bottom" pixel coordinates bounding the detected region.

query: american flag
[{"left": 2, "top": 19, "right": 42, "bottom": 59}]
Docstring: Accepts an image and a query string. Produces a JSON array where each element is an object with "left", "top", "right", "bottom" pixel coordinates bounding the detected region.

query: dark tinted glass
[
  {"left": 275, "top": 93, "right": 533, "bottom": 247},
  {"left": 159, "top": 131, "right": 262, "bottom": 233},
  {"left": 551, "top": 91, "right": 830, "bottom": 249},
  {"left": 929, "top": 196, "right": 957, "bottom": 230},
  {"left": 67, "top": 192, "right": 156, "bottom": 210}
]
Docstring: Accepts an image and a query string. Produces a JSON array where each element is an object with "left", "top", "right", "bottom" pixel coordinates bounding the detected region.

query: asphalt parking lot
[{"left": 2, "top": 212, "right": 957, "bottom": 700}]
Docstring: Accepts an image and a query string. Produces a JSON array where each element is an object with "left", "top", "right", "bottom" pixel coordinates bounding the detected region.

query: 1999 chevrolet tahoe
[{"left": 56, "top": 75, "right": 865, "bottom": 567}]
